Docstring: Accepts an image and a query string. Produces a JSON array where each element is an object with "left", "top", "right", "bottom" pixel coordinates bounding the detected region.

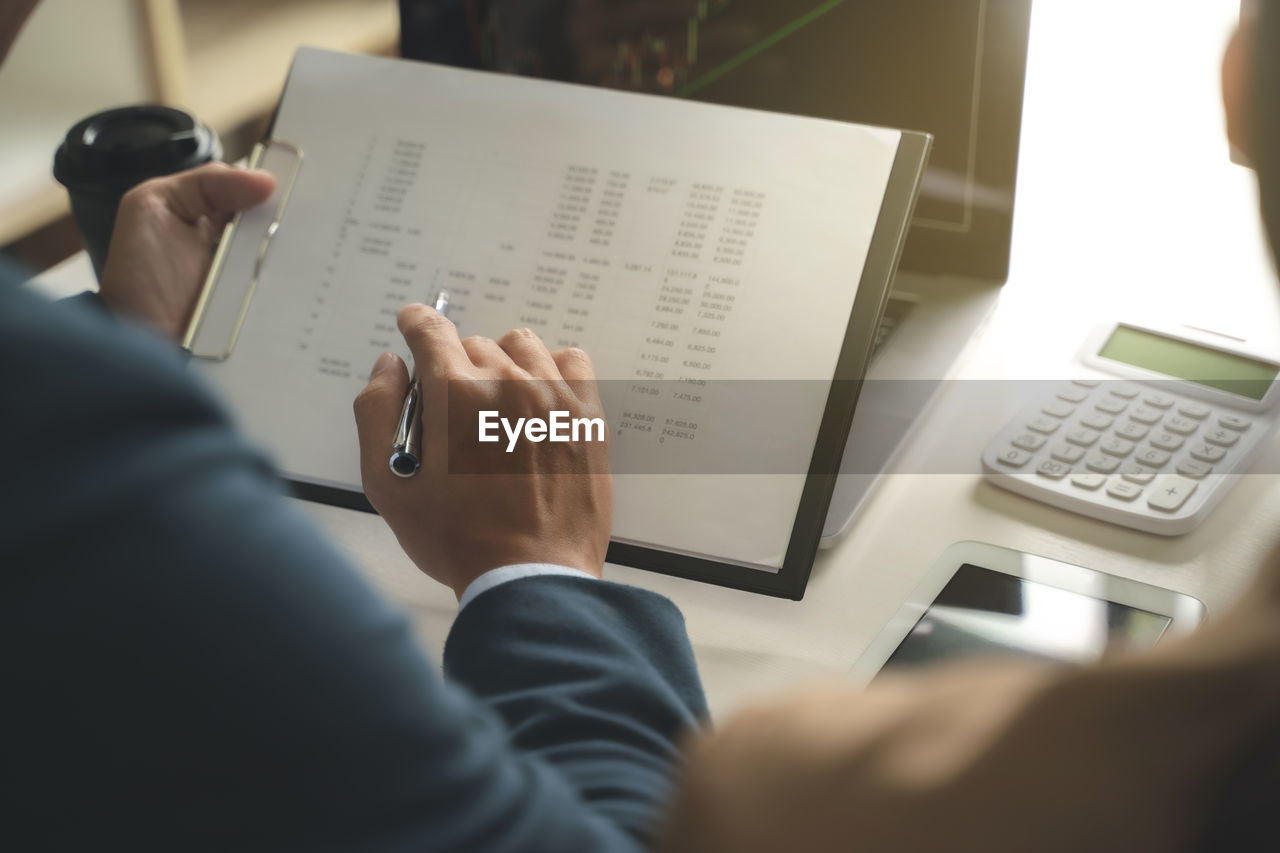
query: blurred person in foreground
[
  {"left": 658, "top": 5, "right": 1280, "bottom": 852},
  {"left": 0, "top": 1, "right": 705, "bottom": 849}
]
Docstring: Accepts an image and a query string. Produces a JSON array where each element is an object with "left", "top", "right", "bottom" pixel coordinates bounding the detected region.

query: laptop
[{"left": 399, "top": 0, "right": 1035, "bottom": 542}]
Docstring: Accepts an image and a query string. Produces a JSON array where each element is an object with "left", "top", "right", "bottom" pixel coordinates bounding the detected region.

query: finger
[
  {"left": 497, "top": 327, "right": 560, "bottom": 379},
  {"left": 148, "top": 162, "right": 277, "bottom": 226},
  {"left": 353, "top": 352, "right": 411, "bottom": 482},
  {"left": 397, "top": 303, "right": 473, "bottom": 380},
  {"left": 461, "top": 335, "right": 515, "bottom": 371},
  {"left": 552, "top": 347, "right": 604, "bottom": 407},
  {"left": 552, "top": 347, "right": 597, "bottom": 382}
]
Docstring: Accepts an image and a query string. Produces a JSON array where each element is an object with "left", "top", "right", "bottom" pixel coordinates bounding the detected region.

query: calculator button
[
  {"left": 1147, "top": 475, "right": 1199, "bottom": 513},
  {"left": 1080, "top": 413, "right": 1115, "bottom": 431},
  {"left": 1036, "top": 460, "right": 1072, "bottom": 480},
  {"left": 1066, "top": 427, "right": 1101, "bottom": 447},
  {"left": 1106, "top": 480, "right": 1144, "bottom": 501},
  {"left": 1042, "top": 400, "right": 1077, "bottom": 419},
  {"left": 1115, "top": 423, "right": 1150, "bottom": 441},
  {"left": 1149, "top": 432, "right": 1185, "bottom": 452},
  {"left": 1072, "top": 379, "right": 1101, "bottom": 388},
  {"left": 1127, "top": 406, "right": 1163, "bottom": 425},
  {"left": 1095, "top": 397, "right": 1128, "bottom": 415},
  {"left": 1028, "top": 416, "right": 1063, "bottom": 435},
  {"left": 1163, "top": 416, "right": 1198, "bottom": 435},
  {"left": 997, "top": 447, "right": 1034, "bottom": 468},
  {"left": 1100, "top": 437, "right": 1135, "bottom": 458},
  {"left": 1056, "top": 385, "right": 1091, "bottom": 403},
  {"left": 1108, "top": 383, "right": 1142, "bottom": 399},
  {"left": 1136, "top": 447, "right": 1172, "bottom": 468},
  {"left": 1190, "top": 444, "right": 1227, "bottom": 463},
  {"left": 1177, "top": 403, "right": 1211, "bottom": 420},
  {"left": 1120, "top": 464, "right": 1158, "bottom": 484},
  {"left": 1142, "top": 392, "right": 1176, "bottom": 409},
  {"left": 1204, "top": 428, "right": 1240, "bottom": 447},
  {"left": 1085, "top": 454, "right": 1120, "bottom": 474},
  {"left": 1051, "top": 443, "right": 1086, "bottom": 464},
  {"left": 1176, "top": 459, "right": 1213, "bottom": 479},
  {"left": 1071, "top": 473, "right": 1107, "bottom": 490},
  {"left": 1219, "top": 414, "right": 1252, "bottom": 431},
  {"left": 1012, "top": 432, "right": 1047, "bottom": 452}
]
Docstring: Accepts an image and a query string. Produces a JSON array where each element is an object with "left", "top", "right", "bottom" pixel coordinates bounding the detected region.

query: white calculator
[{"left": 981, "top": 322, "right": 1280, "bottom": 534}]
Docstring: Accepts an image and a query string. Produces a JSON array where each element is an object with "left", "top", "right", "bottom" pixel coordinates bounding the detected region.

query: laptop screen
[{"left": 400, "top": 0, "right": 1033, "bottom": 281}]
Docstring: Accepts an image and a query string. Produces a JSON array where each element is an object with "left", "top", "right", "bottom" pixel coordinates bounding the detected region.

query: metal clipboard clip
[{"left": 183, "top": 139, "right": 304, "bottom": 360}]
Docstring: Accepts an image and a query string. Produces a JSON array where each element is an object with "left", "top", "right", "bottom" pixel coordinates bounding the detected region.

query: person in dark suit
[{"left": 0, "top": 2, "right": 705, "bottom": 849}]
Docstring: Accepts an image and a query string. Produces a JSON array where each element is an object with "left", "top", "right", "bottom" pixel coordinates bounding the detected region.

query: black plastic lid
[{"left": 53, "top": 105, "right": 221, "bottom": 193}]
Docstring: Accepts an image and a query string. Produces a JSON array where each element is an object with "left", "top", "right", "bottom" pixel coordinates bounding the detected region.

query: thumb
[
  {"left": 152, "top": 161, "right": 277, "bottom": 226},
  {"left": 354, "top": 352, "right": 411, "bottom": 484}
]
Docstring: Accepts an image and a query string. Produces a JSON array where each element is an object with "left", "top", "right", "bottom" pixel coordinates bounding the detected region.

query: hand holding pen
[
  {"left": 389, "top": 289, "right": 449, "bottom": 477},
  {"left": 352, "top": 301, "right": 613, "bottom": 599}
]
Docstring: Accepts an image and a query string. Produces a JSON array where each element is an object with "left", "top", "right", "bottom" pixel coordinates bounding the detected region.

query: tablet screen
[{"left": 883, "top": 563, "right": 1172, "bottom": 670}]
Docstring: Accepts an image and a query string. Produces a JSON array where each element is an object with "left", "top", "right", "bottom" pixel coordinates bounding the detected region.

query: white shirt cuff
[{"left": 458, "top": 563, "right": 598, "bottom": 610}]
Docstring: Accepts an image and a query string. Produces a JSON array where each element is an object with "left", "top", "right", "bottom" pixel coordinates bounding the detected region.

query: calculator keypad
[
  {"left": 1080, "top": 413, "right": 1114, "bottom": 431},
  {"left": 1056, "top": 385, "right": 1090, "bottom": 403},
  {"left": 1116, "top": 423, "right": 1149, "bottom": 442},
  {"left": 1175, "top": 459, "right": 1212, "bottom": 479},
  {"left": 1099, "top": 437, "right": 1134, "bottom": 457},
  {"left": 1189, "top": 444, "right": 1225, "bottom": 463},
  {"left": 1028, "top": 416, "right": 1063, "bottom": 434},
  {"left": 1042, "top": 400, "right": 1076, "bottom": 419},
  {"left": 1106, "top": 480, "right": 1143, "bottom": 501},
  {"left": 1135, "top": 448, "right": 1171, "bottom": 468},
  {"left": 1128, "top": 406, "right": 1163, "bottom": 425},
  {"left": 1204, "top": 428, "right": 1239, "bottom": 447},
  {"left": 1120, "top": 464, "right": 1157, "bottom": 484},
  {"left": 1051, "top": 443, "right": 1086, "bottom": 464},
  {"left": 1085, "top": 454, "right": 1120, "bottom": 474},
  {"left": 1037, "top": 460, "right": 1070, "bottom": 480},
  {"left": 1147, "top": 476, "right": 1198, "bottom": 512},
  {"left": 1066, "top": 428, "right": 1100, "bottom": 446},
  {"left": 986, "top": 380, "right": 1273, "bottom": 529},
  {"left": 1071, "top": 473, "right": 1107, "bottom": 490}
]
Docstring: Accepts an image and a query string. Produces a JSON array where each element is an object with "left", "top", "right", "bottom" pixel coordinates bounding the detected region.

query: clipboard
[
  {"left": 184, "top": 140, "right": 303, "bottom": 360},
  {"left": 611, "top": 132, "right": 932, "bottom": 599},
  {"left": 183, "top": 48, "right": 931, "bottom": 600}
]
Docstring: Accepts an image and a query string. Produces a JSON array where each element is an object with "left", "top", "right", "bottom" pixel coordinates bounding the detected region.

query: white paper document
[{"left": 193, "top": 47, "right": 902, "bottom": 573}]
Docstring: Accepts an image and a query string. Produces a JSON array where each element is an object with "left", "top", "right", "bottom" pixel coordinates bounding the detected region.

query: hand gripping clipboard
[
  {"left": 183, "top": 140, "right": 303, "bottom": 360},
  {"left": 175, "top": 130, "right": 933, "bottom": 600},
  {"left": 171, "top": 45, "right": 932, "bottom": 600}
]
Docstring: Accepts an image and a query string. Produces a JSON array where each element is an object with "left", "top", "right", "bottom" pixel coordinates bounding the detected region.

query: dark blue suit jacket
[{"left": 0, "top": 276, "right": 706, "bottom": 850}]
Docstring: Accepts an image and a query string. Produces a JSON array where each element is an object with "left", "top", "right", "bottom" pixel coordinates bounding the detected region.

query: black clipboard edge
[
  {"left": 606, "top": 130, "right": 934, "bottom": 600},
  {"left": 284, "top": 130, "right": 932, "bottom": 601}
]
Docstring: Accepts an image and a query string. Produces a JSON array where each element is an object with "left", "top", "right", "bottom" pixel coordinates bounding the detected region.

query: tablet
[{"left": 849, "top": 542, "right": 1205, "bottom": 683}]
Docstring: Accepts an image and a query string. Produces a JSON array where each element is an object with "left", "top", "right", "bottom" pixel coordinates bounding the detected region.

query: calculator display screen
[
  {"left": 1098, "top": 326, "right": 1278, "bottom": 401},
  {"left": 882, "top": 564, "right": 1171, "bottom": 671}
]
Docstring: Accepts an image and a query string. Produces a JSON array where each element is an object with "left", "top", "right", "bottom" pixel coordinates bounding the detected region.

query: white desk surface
[{"left": 30, "top": 2, "right": 1280, "bottom": 717}]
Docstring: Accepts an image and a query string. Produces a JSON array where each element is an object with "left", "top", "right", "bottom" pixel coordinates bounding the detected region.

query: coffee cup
[{"left": 53, "top": 105, "right": 221, "bottom": 277}]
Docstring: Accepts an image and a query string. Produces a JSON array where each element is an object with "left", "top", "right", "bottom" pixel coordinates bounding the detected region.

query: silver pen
[{"left": 389, "top": 289, "right": 449, "bottom": 477}]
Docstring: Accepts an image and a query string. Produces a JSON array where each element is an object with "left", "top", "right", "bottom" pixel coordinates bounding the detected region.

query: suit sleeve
[
  {"left": 0, "top": 283, "right": 705, "bottom": 852},
  {"left": 446, "top": 576, "right": 709, "bottom": 839}
]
